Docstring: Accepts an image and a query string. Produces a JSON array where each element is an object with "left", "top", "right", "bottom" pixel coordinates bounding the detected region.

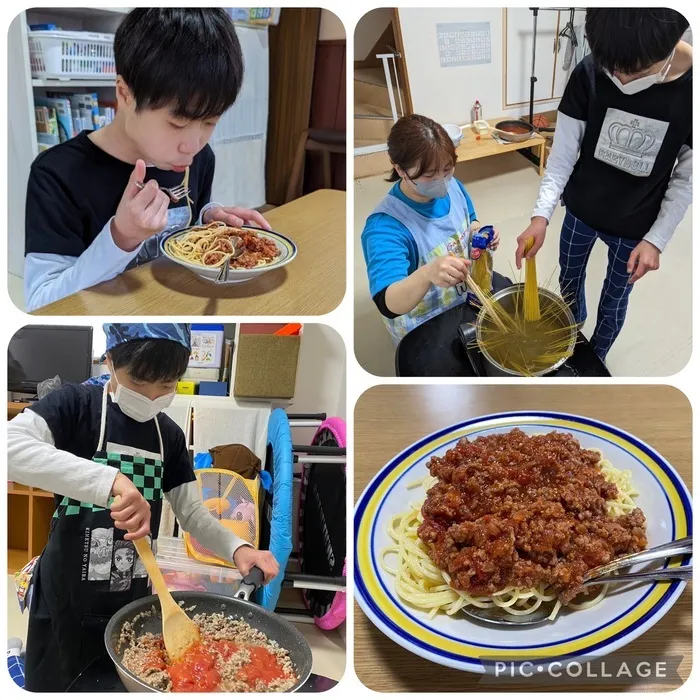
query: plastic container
[
  {"left": 28, "top": 30, "right": 116, "bottom": 80},
  {"left": 155, "top": 536, "right": 242, "bottom": 595}
]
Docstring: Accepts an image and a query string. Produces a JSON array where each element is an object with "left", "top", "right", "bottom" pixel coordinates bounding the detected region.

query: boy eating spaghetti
[{"left": 24, "top": 9, "right": 270, "bottom": 312}]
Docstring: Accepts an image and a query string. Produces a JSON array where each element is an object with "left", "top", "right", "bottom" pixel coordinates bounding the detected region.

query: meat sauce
[
  {"left": 235, "top": 232, "right": 279, "bottom": 269},
  {"left": 141, "top": 637, "right": 292, "bottom": 692},
  {"left": 499, "top": 123, "right": 531, "bottom": 135},
  {"left": 417, "top": 429, "right": 647, "bottom": 602}
]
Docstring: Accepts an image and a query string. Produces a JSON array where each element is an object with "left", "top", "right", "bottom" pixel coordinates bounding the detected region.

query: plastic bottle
[{"left": 472, "top": 100, "right": 482, "bottom": 123}]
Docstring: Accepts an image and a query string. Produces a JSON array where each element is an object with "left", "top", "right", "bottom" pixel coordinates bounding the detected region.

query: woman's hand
[
  {"left": 515, "top": 216, "right": 547, "bottom": 269},
  {"left": 627, "top": 240, "right": 660, "bottom": 283},
  {"left": 204, "top": 205, "right": 272, "bottom": 230},
  {"left": 110, "top": 473, "right": 151, "bottom": 541},
  {"left": 234, "top": 546, "right": 280, "bottom": 584},
  {"left": 469, "top": 221, "right": 500, "bottom": 250},
  {"left": 424, "top": 255, "right": 470, "bottom": 288}
]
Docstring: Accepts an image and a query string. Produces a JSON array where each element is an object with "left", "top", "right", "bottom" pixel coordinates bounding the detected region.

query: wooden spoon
[
  {"left": 132, "top": 537, "right": 201, "bottom": 661},
  {"left": 112, "top": 495, "right": 200, "bottom": 660}
]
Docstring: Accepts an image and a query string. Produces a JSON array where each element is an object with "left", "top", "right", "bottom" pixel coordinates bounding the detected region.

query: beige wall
[
  {"left": 354, "top": 7, "right": 394, "bottom": 60},
  {"left": 319, "top": 9, "right": 345, "bottom": 41},
  {"left": 398, "top": 7, "right": 562, "bottom": 125}
]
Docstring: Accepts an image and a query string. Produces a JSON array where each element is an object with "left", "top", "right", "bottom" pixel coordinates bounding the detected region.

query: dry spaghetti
[
  {"left": 380, "top": 429, "right": 646, "bottom": 621},
  {"left": 165, "top": 222, "right": 280, "bottom": 270},
  {"left": 523, "top": 236, "right": 541, "bottom": 322}
]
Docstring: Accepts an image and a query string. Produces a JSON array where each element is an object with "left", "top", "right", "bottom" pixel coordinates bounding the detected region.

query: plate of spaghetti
[
  {"left": 354, "top": 412, "right": 691, "bottom": 672},
  {"left": 161, "top": 222, "right": 297, "bottom": 283}
]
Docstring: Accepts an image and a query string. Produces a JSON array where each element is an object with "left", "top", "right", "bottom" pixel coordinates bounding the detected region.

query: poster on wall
[
  {"left": 437, "top": 22, "right": 491, "bottom": 67},
  {"left": 226, "top": 8, "right": 280, "bottom": 25}
]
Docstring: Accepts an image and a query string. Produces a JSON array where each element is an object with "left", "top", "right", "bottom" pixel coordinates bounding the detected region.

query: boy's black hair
[
  {"left": 586, "top": 8, "right": 689, "bottom": 74},
  {"left": 114, "top": 8, "right": 244, "bottom": 121},
  {"left": 109, "top": 339, "right": 189, "bottom": 384}
]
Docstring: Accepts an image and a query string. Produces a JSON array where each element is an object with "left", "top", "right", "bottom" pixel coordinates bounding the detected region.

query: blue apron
[{"left": 371, "top": 178, "right": 472, "bottom": 344}]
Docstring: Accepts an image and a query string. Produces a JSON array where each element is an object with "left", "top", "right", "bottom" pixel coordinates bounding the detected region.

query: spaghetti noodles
[
  {"left": 380, "top": 429, "right": 646, "bottom": 621},
  {"left": 165, "top": 222, "right": 280, "bottom": 270},
  {"left": 523, "top": 237, "right": 541, "bottom": 322}
]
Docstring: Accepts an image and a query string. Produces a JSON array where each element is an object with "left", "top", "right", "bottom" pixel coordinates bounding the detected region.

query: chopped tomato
[
  {"left": 167, "top": 645, "right": 220, "bottom": 692},
  {"left": 239, "top": 646, "right": 289, "bottom": 685}
]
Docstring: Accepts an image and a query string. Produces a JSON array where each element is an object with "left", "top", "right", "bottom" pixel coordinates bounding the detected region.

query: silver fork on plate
[
  {"left": 215, "top": 236, "right": 246, "bottom": 284},
  {"left": 462, "top": 536, "right": 692, "bottom": 626},
  {"left": 134, "top": 181, "right": 190, "bottom": 203}
]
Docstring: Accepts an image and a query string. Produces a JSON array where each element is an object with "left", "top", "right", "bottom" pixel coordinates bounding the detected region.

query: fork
[
  {"left": 214, "top": 237, "right": 246, "bottom": 284},
  {"left": 135, "top": 181, "right": 190, "bottom": 204}
]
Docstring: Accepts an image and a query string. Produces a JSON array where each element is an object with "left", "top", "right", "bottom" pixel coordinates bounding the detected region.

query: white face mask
[
  {"left": 605, "top": 49, "right": 675, "bottom": 95},
  {"left": 110, "top": 369, "right": 175, "bottom": 423},
  {"left": 412, "top": 175, "right": 452, "bottom": 199}
]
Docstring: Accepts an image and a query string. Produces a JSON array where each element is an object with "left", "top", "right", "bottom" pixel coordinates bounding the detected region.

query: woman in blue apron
[
  {"left": 361, "top": 114, "right": 499, "bottom": 345},
  {"left": 8, "top": 323, "right": 278, "bottom": 691}
]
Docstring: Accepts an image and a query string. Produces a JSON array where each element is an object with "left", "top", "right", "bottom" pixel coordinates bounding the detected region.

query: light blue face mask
[{"left": 412, "top": 175, "right": 452, "bottom": 199}]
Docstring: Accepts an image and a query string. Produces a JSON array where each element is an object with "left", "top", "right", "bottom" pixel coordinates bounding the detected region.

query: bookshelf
[{"left": 8, "top": 7, "right": 129, "bottom": 279}]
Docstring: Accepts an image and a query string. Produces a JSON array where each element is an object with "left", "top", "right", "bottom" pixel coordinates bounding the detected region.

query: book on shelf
[
  {"left": 34, "top": 97, "right": 73, "bottom": 142},
  {"left": 35, "top": 106, "right": 59, "bottom": 148},
  {"left": 35, "top": 94, "right": 117, "bottom": 151}
]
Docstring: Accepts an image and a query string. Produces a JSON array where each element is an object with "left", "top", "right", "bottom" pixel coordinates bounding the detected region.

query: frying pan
[
  {"left": 493, "top": 119, "right": 536, "bottom": 143},
  {"left": 104, "top": 568, "right": 313, "bottom": 692}
]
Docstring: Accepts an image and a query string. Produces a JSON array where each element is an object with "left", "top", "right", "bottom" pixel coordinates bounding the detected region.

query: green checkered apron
[{"left": 24, "top": 383, "right": 165, "bottom": 690}]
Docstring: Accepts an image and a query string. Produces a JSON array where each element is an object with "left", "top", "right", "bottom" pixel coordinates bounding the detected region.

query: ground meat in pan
[
  {"left": 118, "top": 608, "right": 298, "bottom": 692},
  {"left": 417, "top": 429, "right": 647, "bottom": 602}
]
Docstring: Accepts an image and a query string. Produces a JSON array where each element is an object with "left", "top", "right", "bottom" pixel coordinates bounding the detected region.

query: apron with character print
[{"left": 24, "top": 384, "right": 165, "bottom": 691}]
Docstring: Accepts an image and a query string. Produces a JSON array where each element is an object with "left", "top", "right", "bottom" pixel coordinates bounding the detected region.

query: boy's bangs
[{"left": 138, "top": 59, "right": 242, "bottom": 121}]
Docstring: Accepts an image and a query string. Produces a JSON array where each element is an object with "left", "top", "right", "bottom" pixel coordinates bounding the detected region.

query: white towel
[{"left": 193, "top": 400, "right": 272, "bottom": 461}]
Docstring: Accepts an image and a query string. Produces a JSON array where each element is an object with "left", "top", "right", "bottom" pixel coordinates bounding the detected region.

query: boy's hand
[
  {"left": 627, "top": 240, "right": 660, "bottom": 284},
  {"left": 423, "top": 256, "right": 470, "bottom": 288},
  {"left": 112, "top": 159, "right": 171, "bottom": 252},
  {"left": 516, "top": 217, "right": 547, "bottom": 269},
  {"left": 110, "top": 473, "right": 151, "bottom": 541},
  {"left": 234, "top": 546, "right": 279, "bottom": 584},
  {"left": 203, "top": 206, "right": 272, "bottom": 231}
]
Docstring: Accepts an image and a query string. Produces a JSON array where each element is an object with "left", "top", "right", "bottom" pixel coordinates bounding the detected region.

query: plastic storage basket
[
  {"left": 28, "top": 30, "right": 116, "bottom": 80},
  {"left": 155, "top": 536, "right": 242, "bottom": 595}
]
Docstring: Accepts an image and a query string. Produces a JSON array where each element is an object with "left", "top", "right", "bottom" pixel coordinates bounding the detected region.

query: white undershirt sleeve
[
  {"left": 532, "top": 112, "right": 586, "bottom": 222},
  {"left": 7, "top": 409, "right": 118, "bottom": 506},
  {"left": 643, "top": 145, "right": 693, "bottom": 252},
  {"left": 24, "top": 218, "right": 143, "bottom": 312}
]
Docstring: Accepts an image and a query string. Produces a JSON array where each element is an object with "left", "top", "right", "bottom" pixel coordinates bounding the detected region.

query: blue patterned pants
[{"left": 559, "top": 210, "right": 638, "bottom": 361}]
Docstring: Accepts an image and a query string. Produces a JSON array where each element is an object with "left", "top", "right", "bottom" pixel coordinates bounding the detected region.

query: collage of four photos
[{"left": 2, "top": 4, "right": 694, "bottom": 695}]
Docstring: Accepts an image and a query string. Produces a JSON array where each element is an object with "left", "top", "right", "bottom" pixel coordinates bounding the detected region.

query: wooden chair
[{"left": 285, "top": 128, "right": 346, "bottom": 203}]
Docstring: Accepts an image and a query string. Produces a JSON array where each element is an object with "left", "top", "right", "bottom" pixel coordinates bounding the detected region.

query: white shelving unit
[{"left": 8, "top": 7, "right": 129, "bottom": 279}]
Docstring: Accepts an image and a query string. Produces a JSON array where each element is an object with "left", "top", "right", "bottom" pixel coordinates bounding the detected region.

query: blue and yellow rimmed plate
[
  {"left": 161, "top": 224, "right": 297, "bottom": 284},
  {"left": 354, "top": 412, "right": 692, "bottom": 673}
]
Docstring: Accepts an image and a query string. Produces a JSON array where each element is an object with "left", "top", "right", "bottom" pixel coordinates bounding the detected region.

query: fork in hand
[{"left": 135, "top": 181, "right": 190, "bottom": 204}]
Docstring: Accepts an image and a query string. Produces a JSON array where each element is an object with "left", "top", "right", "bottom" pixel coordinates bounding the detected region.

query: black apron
[{"left": 24, "top": 385, "right": 165, "bottom": 692}]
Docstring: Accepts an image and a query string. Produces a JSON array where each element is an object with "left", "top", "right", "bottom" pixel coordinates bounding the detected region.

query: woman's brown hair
[{"left": 386, "top": 114, "right": 457, "bottom": 182}]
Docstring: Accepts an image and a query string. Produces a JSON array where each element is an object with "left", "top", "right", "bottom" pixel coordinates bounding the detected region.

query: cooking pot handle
[{"left": 234, "top": 566, "right": 265, "bottom": 602}]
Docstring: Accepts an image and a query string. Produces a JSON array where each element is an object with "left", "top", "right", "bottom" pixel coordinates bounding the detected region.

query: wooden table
[
  {"left": 34, "top": 189, "right": 346, "bottom": 316},
  {"left": 354, "top": 385, "right": 692, "bottom": 693},
  {"left": 455, "top": 119, "right": 546, "bottom": 176}
]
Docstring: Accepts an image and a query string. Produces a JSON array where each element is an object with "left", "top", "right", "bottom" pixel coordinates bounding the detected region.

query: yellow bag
[{"left": 184, "top": 468, "right": 260, "bottom": 569}]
